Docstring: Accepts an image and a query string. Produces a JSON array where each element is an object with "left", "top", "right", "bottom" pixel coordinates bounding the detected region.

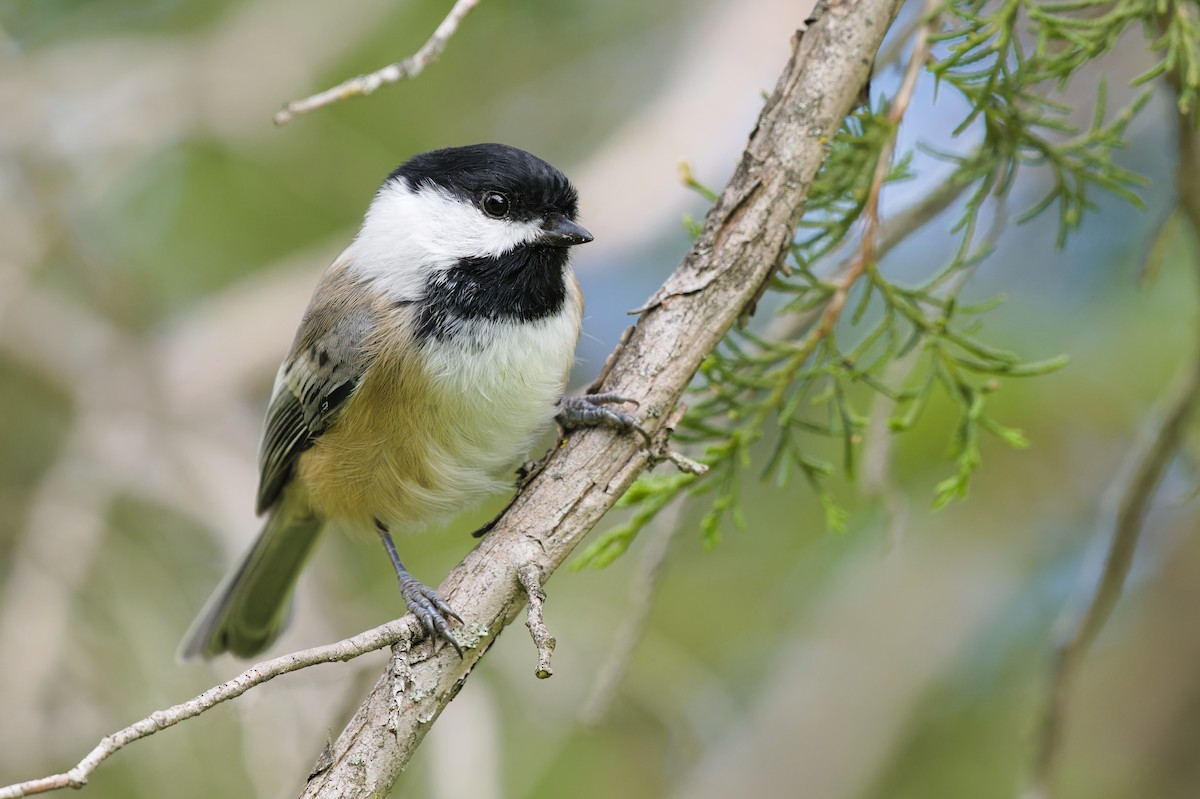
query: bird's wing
[{"left": 256, "top": 266, "right": 382, "bottom": 514}]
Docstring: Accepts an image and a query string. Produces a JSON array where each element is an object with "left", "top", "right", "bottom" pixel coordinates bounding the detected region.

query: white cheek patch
[
  {"left": 344, "top": 181, "right": 545, "bottom": 300},
  {"left": 413, "top": 185, "right": 545, "bottom": 260}
]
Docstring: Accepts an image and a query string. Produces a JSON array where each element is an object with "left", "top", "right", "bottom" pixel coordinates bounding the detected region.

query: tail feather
[{"left": 179, "top": 506, "right": 323, "bottom": 661}]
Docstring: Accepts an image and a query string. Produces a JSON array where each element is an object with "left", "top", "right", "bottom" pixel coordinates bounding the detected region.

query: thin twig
[
  {"left": 0, "top": 618, "right": 422, "bottom": 799},
  {"left": 1022, "top": 30, "right": 1200, "bottom": 797},
  {"left": 766, "top": 159, "right": 971, "bottom": 343},
  {"left": 804, "top": 0, "right": 941, "bottom": 346},
  {"left": 516, "top": 563, "right": 556, "bottom": 679},
  {"left": 273, "top": 0, "right": 481, "bottom": 125}
]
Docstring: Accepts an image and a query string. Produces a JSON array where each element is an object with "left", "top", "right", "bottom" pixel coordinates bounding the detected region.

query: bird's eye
[{"left": 481, "top": 192, "right": 510, "bottom": 218}]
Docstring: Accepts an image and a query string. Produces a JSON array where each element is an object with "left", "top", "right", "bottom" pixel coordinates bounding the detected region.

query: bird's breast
[{"left": 296, "top": 295, "right": 581, "bottom": 532}]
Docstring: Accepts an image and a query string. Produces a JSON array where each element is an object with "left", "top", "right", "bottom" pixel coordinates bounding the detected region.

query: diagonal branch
[{"left": 300, "top": 2, "right": 904, "bottom": 796}]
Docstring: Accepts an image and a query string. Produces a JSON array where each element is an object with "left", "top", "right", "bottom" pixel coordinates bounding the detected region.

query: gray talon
[
  {"left": 557, "top": 393, "right": 651, "bottom": 445},
  {"left": 399, "top": 575, "right": 463, "bottom": 656},
  {"left": 582, "top": 391, "right": 640, "bottom": 408},
  {"left": 379, "top": 524, "right": 464, "bottom": 656}
]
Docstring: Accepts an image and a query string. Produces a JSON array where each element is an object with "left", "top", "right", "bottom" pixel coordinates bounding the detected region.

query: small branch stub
[
  {"left": 653, "top": 405, "right": 707, "bottom": 476},
  {"left": 516, "top": 563, "right": 556, "bottom": 679},
  {"left": 665, "top": 450, "right": 708, "bottom": 475}
]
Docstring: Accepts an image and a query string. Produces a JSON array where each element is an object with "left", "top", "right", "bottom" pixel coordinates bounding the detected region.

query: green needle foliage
[{"left": 575, "top": 0, "right": 1200, "bottom": 570}]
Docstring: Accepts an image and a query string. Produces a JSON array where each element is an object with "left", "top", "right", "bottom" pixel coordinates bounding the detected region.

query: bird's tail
[{"left": 178, "top": 500, "right": 323, "bottom": 661}]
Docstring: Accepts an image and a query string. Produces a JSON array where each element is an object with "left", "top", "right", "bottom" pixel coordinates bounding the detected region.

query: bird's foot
[
  {"left": 398, "top": 572, "right": 464, "bottom": 657},
  {"left": 556, "top": 392, "right": 650, "bottom": 445},
  {"left": 378, "top": 523, "right": 463, "bottom": 656}
]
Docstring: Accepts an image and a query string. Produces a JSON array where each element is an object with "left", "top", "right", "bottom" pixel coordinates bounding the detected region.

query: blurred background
[{"left": 1, "top": 0, "right": 1198, "bottom": 797}]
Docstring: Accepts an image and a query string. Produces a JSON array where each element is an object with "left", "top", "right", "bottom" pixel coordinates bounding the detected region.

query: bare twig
[
  {"left": 273, "top": 0, "right": 481, "bottom": 125},
  {"left": 516, "top": 563, "right": 556, "bottom": 679},
  {"left": 0, "top": 618, "right": 424, "bottom": 799},
  {"left": 1022, "top": 33, "right": 1200, "bottom": 798}
]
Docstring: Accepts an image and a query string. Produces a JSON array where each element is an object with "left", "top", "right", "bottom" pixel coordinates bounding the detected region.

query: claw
[
  {"left": 556, "top": 393, "right": 651, "bottom": 445},
  {"left": 399, "top": 574, "right": 464, "bottom": 657},
  {"left": 377, "top": 523, "right": 463, "bottom": 656},
  {"left": 580, "top": 391, "right": 640, "bottom": 408}
]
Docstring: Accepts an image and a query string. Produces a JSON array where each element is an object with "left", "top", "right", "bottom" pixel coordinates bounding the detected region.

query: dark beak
[{"left": 538, "top": 214, "right": 593, "bottom": 247}]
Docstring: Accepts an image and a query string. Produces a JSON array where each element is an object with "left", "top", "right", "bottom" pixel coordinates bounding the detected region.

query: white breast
[
  {"left": 354, "top": 299, "right": 581, "bottom": 531},
  {"left": 426, "top": 301, "right": 581, "bottom": 464}
]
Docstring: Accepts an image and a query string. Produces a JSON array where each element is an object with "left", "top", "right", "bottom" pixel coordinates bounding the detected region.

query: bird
[{"left": 180, "top": 143, "right": 641, "bottom": 660}]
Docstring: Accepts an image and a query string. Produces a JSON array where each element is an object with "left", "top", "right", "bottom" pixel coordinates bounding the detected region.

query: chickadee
[{"left": 181, "top": 143, "right": 640, "bottom": 660}]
